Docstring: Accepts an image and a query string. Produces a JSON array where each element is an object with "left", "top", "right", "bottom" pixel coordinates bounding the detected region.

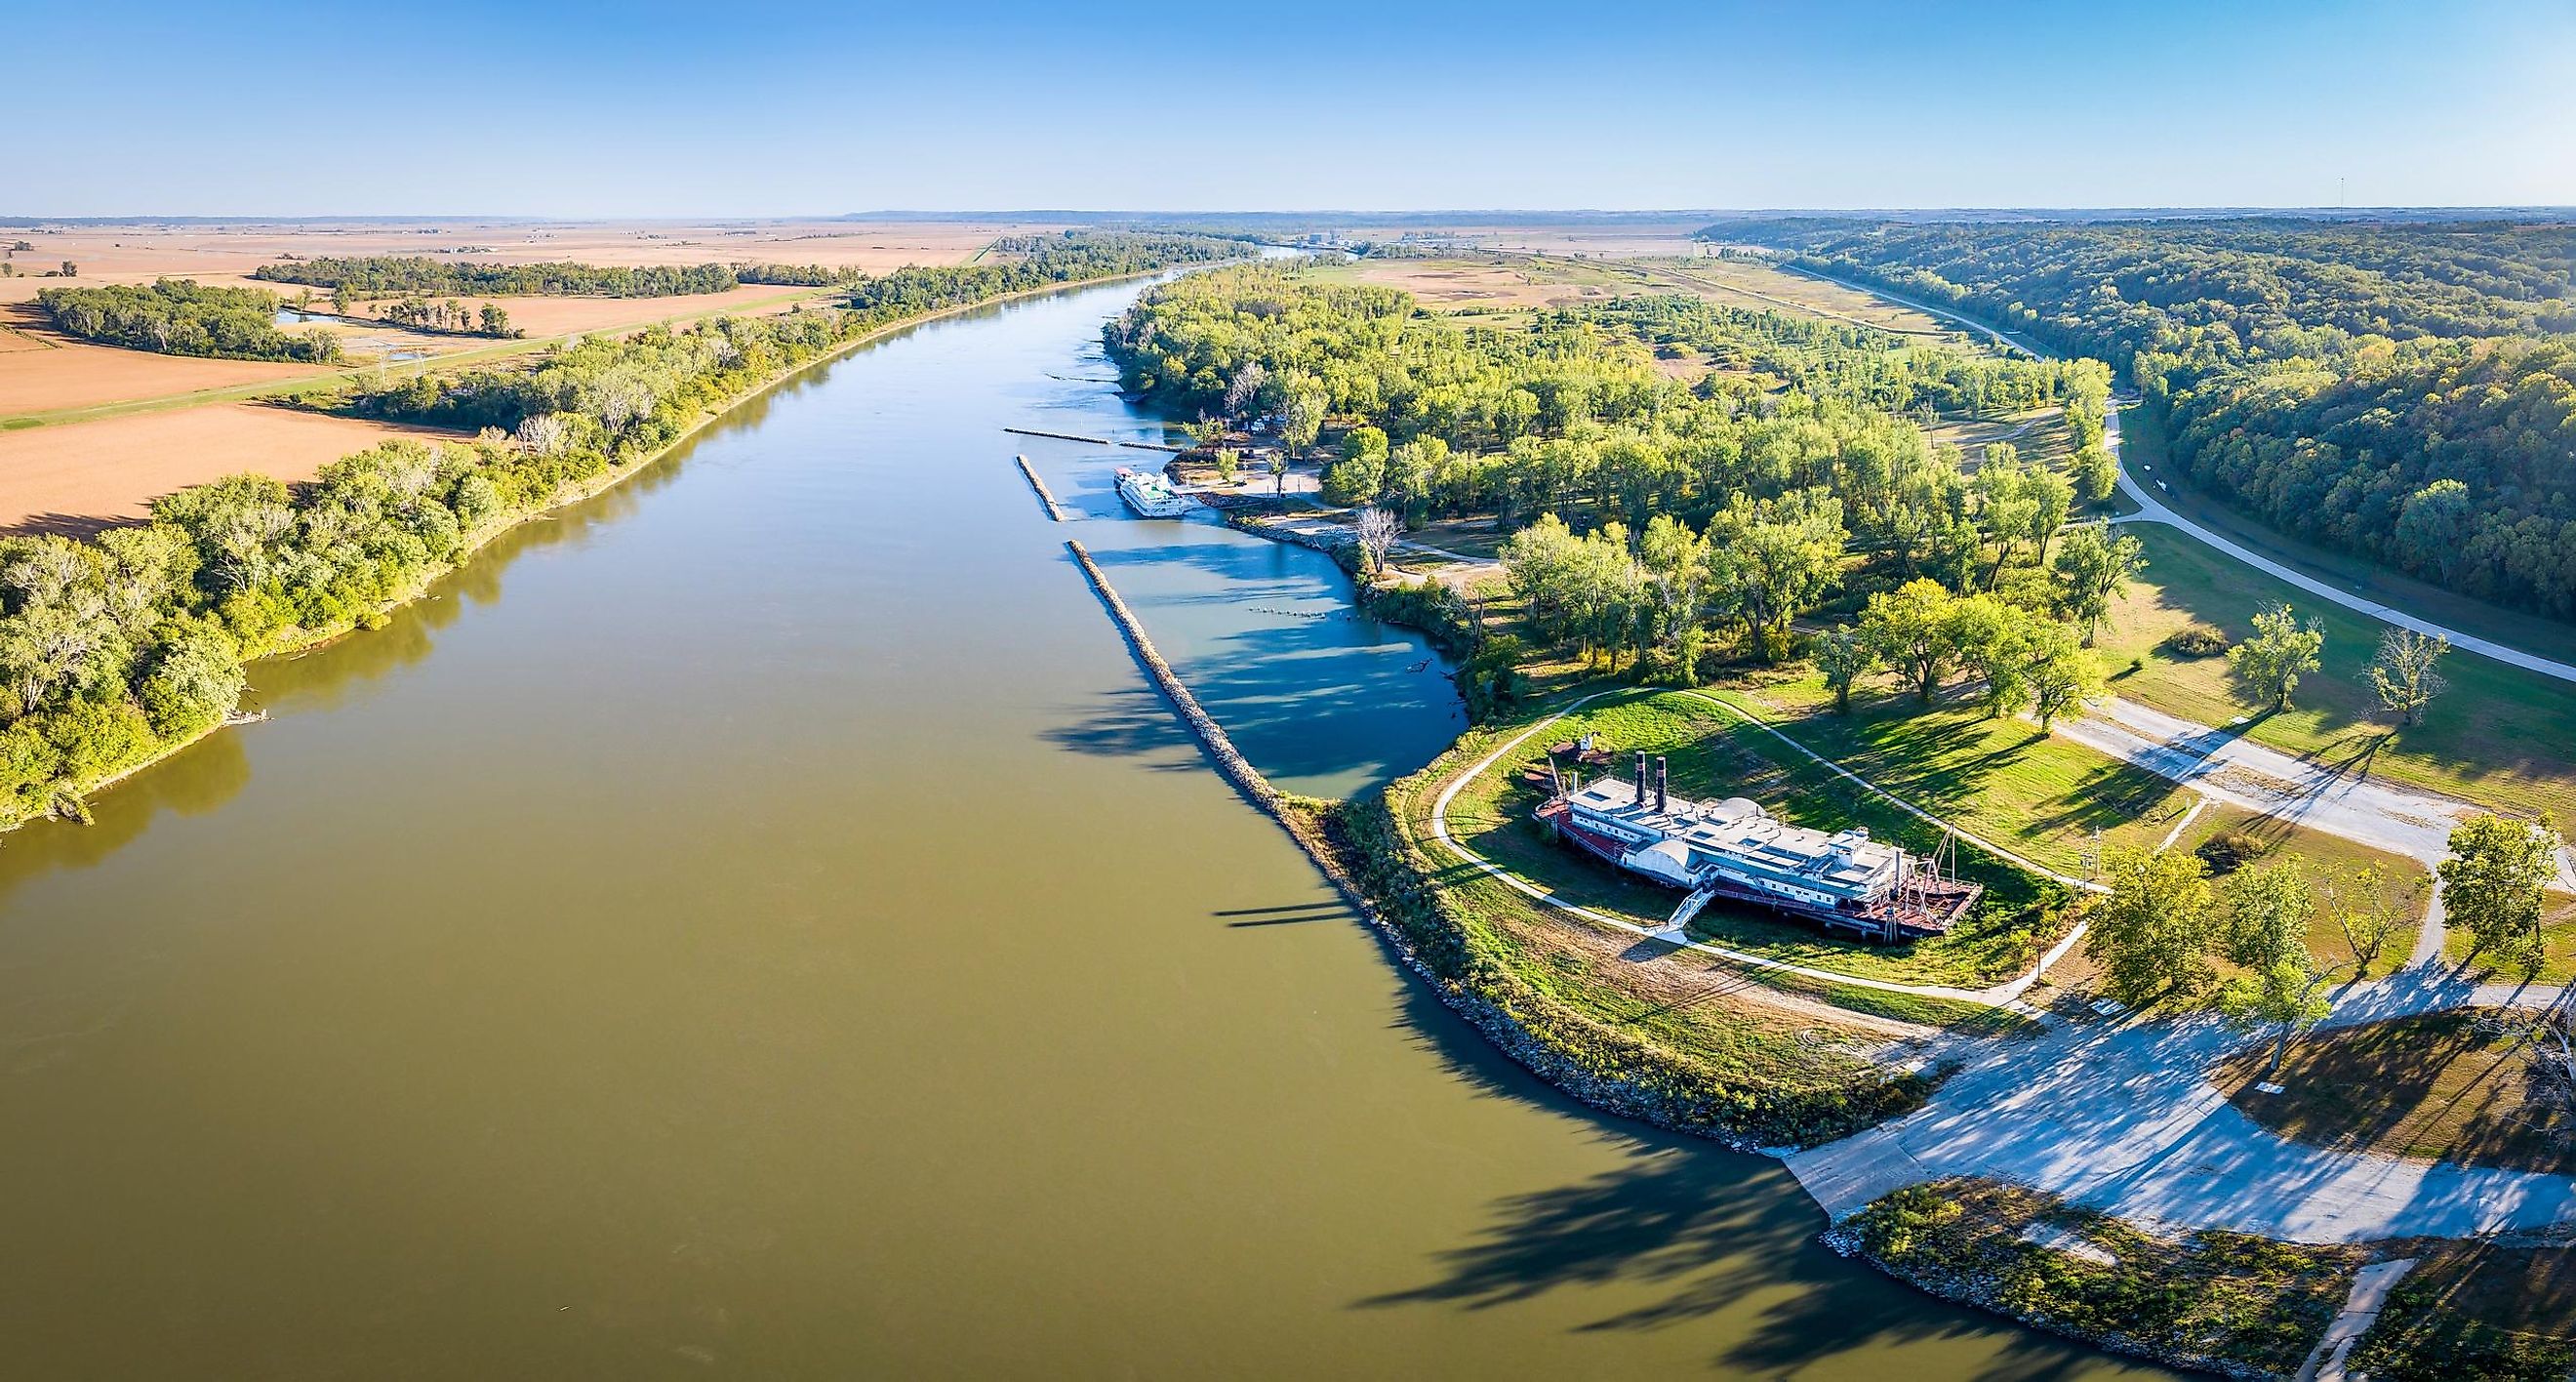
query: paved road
[
  {"left": 1788, "top": 972, "right": 2576, "bottom": 1243},
  {"left": 2108, "top": 407, "right": 2576, "bottom": 686},
  {"left": 1789, "top": 264, "right": 2576, "bottom": 686}
]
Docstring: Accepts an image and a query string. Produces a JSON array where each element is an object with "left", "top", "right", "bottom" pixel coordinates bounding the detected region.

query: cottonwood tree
[
  {"left": 1637, "top": 514, "right": 1711, "bottom": 682},
  {"left": 1813, "top": 626, "right": 1877, "bottom": 713},
  {"left": 2051, "top": 522, "right": 2145, "bottom": 645},
  {"left": 1706, "top": 489, "right": 1845, "bottom": 662},
  {"left": 2228, "top": 602, "right": 2325, "bottom": 711},
  {"left": 1352, "top": 507, "right": 1400, "bottom": 577},
  {"left": 1950, "top": 591, "right": 2037, "bottom": 717},
  {"left": 1860, "top": 579, "right": 1961, "bottom": 704},
  {"left": 2368, "top": 628, "right": 2451, "bottom": 727},
  {"left": 2027, "top": 623, "right": 2105, "bottom": 730},
  {"left": 2218, "top": 860, "right": 2342, "bottom": 1078},
  {"left": 2440, "top": 812, "right": 2559, "bottom": 975},
  {"left": 2086, "top": 844, "right": 2222, "bottom": 1007}
]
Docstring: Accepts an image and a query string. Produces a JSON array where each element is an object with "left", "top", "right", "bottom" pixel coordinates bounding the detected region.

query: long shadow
[{"left": 1356, "top": 1135, "right": 2144, "bottom": 1379}]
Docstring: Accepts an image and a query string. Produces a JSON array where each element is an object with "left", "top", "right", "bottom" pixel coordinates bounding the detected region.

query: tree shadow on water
[{"left": 1351, "top": 1069, "right": 2153, "bottom": 1377}]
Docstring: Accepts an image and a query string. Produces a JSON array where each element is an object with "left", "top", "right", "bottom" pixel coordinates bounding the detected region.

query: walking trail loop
[
  {"left": 1429, "top": 692, "right": 2069, "bottom": 1012},
  {"left": 1787, "top": 965, "right": 2575, "bottom": 1243}
]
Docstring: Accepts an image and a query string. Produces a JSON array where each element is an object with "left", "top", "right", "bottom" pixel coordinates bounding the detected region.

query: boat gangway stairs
[{"left": 1665, "top": 881, "right": 1722, "bottom": 934}]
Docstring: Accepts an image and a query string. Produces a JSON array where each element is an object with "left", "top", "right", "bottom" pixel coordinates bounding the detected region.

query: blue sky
[{"left": 19, "top": 0, "right": 2574, "bottom": 215}]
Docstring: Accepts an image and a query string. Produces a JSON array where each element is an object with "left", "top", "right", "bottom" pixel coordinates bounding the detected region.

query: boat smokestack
[
  {"left": 1656, "top": 756, "right": 1669, "bottom": 813},
  {"left": 1634, "top": 752, "right": 1649, "bottom": 808}
]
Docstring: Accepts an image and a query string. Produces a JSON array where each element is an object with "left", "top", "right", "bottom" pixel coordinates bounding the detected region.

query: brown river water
[{"left": 0, "top": 276, "right": 2167, "bottom": 1379}]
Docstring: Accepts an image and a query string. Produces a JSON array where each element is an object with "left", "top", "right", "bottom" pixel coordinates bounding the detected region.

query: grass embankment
[
  {"left": 2120, "top": 402, "right": 2576, "bottom": 669},
  {"left": 2353, "top": 1240, "right": 2576, "bottom": 1382},
  {"left": 1321, "top": 733, "right": 1938, "bottom": 1152},
  {"left": 2173, "top": 801, "right": 2430, "bottom": 981},
  {"left": 2221, "top": 1011, "right": 2576, "bottom": 1177},
  {"left": 1439, "top": 686, "right": 2084, "bottom": 991},
  {"left": 1843, "top": 1178, "right": 2367, "bottom": 1378},
  {"left": 2094, "top": 450, "right": 2576, "bottom": 826}
]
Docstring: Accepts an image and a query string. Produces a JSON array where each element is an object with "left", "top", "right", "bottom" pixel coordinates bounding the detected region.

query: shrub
[
  {"left": 2163, "top": 624, "right": 2231, "bottom": 657},
  {"left": 2195, "top": 830, "right": 2272, "bottom": 874}
]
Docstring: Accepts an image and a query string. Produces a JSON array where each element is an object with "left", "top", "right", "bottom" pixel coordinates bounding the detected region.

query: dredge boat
[
  {"left": 1115, "top": 466, "right": 1195, "bottom": 518},
  {"left": 1535, "top": 751, "right": 1980, "bottom": 943}
]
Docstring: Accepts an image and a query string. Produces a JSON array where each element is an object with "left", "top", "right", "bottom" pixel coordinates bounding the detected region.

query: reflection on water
[{"left": 0, "top": 276, "right": 2158, "bottom": 1380}]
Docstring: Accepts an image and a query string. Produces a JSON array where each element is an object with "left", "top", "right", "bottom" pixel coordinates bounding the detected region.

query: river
[{"left": 0, "top": 276, "right": 2164, "bottom": 1378}]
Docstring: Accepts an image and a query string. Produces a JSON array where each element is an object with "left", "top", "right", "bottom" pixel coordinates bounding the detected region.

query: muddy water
[{"left": 0, "top": 278, "right": 2161, "bottom": 1378}]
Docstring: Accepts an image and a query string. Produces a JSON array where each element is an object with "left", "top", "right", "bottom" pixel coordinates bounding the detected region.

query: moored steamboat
[{"left": 1534, "top": 749, "right": 1981, "bottom": 943}]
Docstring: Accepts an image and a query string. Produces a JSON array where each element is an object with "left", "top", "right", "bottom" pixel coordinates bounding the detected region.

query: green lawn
[
  {"left": 2094, "top": 521, "right": 2576, "bottom": 822},
  {"left": 1436, "top": 686, "right": 2107, "bottom": 989},
  {"left": 2442, "top": 893, "right": 2576, "bottom": 985},
  {"left": 2176, "top": 803, "right": 2430, "bottom": 981},
  {"left": 2122, "top": 403, "right": 2576, "bottom": 666}
]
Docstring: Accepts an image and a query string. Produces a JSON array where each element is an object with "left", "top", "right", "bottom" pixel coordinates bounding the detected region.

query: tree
[
  {"left": 2439, "top": 812, "right": 2558, "bottom": 974},
  {"left": 1860, "top": 579, "right": 1960, "bottom": 704},
  {"left": 2316, "top": 861, "right": 2408, "bottom": 976},
  {"left": 1267, "top": 452, "right": 1289, "bottom": 498},
  {"left": 1707, "top": 489, "right": 1845, "bottom": 662},
  {"left": 1637, "top": 514, "right": 1711, "bottom": 682},
  {"left": 1814, "top": 625, "right": 1876, "bottom": 713},
  {"left": 1353, "top": 507, "right": 1400, "bottom": 577},
  {"left": 2027, "top": 623, "right": 2105, "bottom": 730},
  {"left": 2051, "top": 522, "right": 2144, "bottom": 645},
  {"left": 2024, "top": 465, "right": 2074, "bottom": 568},
  {"left": 1949, "top": 592, "right": 2036, "bottom": 717},
  {"left": 2228, "top": 602, "right": 2324, "bottom": 711},
  {"left": 1321, "top": 426, "right": 1389, "bottom": 507},
  {"left": 1212, "top": 447, "right": 1240, "bottom": 485},
  {"left": 2072, "top": 441, "right": 2118, "bottom": 505},
  {"left": 2217, "top": 861, "right": 2341, "bottom": 1078},
  {"left": 2087, "top": 844, "right": 2222, "bottom": 1007},
  {"left": 1280, "top": 383, "right": 1326, "bottom": 459},
  {"left": 1221, "top": 362, "right": 1267, "bottom": 424},
  {"left": 2368, "top": 628, "right": 2450, "bottom": 727},
  {"left": 479, "top": 303, "right": 511, "bottom": 336}
]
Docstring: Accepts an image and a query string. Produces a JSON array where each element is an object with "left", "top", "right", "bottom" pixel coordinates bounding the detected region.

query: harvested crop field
[
  {"left": 0, "top": 219, "right": 1039, "bottom": 296},
  {"left": 0, "top": 403, "right": 456, "bottom": 535},
  {"left": 0, "top": 318, "right": 324, "bottom": 417},
  {"left": 411, "top": 283, "right": 820, "bottom": 336}
]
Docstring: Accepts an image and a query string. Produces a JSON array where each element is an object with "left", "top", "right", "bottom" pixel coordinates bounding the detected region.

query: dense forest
[
  {"left": 0, "top": 231, "right": 1239, "bottom": 827},
  {"left": 1106, "top": 264, "right": 2119, "bottom": 699},
  {"left": 251, "top": 256, "right": 740, "bottom": 298},
  {"left": 36, "top": 279, "right": 342, "bottom": 362},
  {"left": 1701, "top": 219, "right": 2576, "bottom": 617}
]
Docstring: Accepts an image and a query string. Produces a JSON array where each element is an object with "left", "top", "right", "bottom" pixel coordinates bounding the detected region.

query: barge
[{"left": 1535, "top": 751, "right": 1980, "bottom": 943}]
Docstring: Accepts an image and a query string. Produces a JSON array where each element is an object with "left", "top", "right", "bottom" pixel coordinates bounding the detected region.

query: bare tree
[
  {"left": 2317, "top": 861, "right": 2411, "bottom": 976},
  {"left": 1354, "top": 507, "right": 1401, "bottom": 577},
  {"left": 515, "top": 413, "right": 575, "bottom": 457},
  {"left": 2369, "top": 628, "right": 2450, "bottom": 726}
]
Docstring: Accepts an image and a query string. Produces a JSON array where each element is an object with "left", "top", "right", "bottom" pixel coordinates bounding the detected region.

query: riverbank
[
  {"left": 1065, "top": 529, "right": 1929, "bottom": 1153},
  {"left": 7, "top": 259, "right": 1227, "bottom": 837}
]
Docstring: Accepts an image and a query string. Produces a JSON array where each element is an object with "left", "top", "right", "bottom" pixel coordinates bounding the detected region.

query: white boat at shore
[{"left": 1115, "top": 466, "right": 1195, "bottom": 518}]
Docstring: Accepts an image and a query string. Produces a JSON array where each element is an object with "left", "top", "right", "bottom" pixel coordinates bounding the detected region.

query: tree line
[
  {"left": 0, "top": 232, "right": 1239, "bottom": 828},
  {"left": 252, "top": 256, "right": 741, "bottom": 299},
  {"left": 37, "top": 279, "right": 342, "bottom": 362},
  {"left": 1701, "top": 218, "right": 2576, "bottom": 620},
  {"left": 1107, "top": 264, "right": 2123, "bottom": 697}
]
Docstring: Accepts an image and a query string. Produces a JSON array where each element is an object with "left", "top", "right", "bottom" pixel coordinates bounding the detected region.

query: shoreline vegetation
[
  {"left": 0, "top": 231, "right": 1242, "bottom": 833},
  {"left": 1107, "top": 249, "right": 2576, "bottom": 1378}
]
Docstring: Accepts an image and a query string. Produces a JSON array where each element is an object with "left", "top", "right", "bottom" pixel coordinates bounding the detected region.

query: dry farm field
[{"left": 0, "top": 404, "right": 455, "bottom": 534}]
